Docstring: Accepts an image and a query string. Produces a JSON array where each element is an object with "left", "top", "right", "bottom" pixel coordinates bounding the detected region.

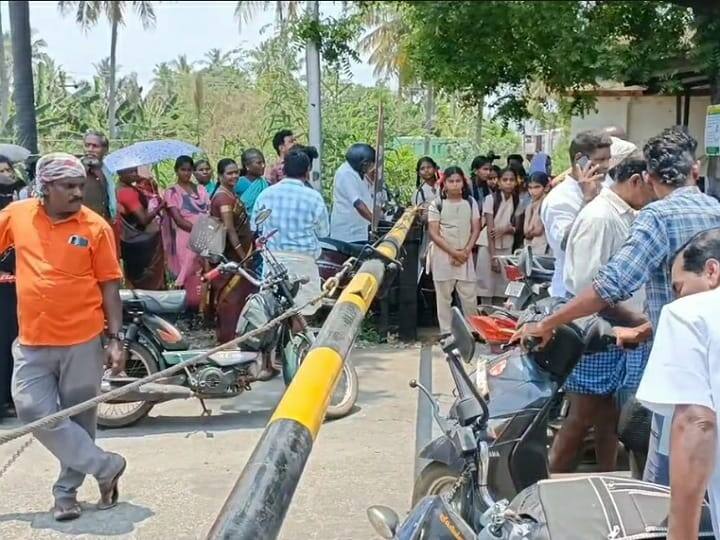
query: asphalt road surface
[{"left": 0, "top": 341, "right": 455, "bottom": 540}]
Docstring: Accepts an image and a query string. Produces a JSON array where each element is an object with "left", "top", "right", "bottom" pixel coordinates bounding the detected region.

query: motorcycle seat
[
  {"left": 319, "top": 237, "right": 365, "bottom": 258},
  {"left": 120, "top": 289, "right": 187, "bottom": 314}
]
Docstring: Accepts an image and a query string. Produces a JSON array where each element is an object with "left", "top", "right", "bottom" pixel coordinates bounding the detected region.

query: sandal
[
  {"left": 53, "top": 501, "right": 82, "bottom": 521},
  {"left": 97, "top": 454, "right": 126, "bottom": 510}
]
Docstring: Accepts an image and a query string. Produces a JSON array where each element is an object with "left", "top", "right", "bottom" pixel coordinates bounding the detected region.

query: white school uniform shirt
[
  {"left": 329, "top": 161, "right": 373, "bottom": 243},
  {"left": 636, "top": 286, "right": 720, "bottom": 537},
  {"left": 563, "top": 187, "right": 645, "bottom": 311},
  {"left": 413, "top": 183, "right": 438, "bottom": 207},
  {"left": 540, "top": 174, "right": 613, "bottom": 297}
]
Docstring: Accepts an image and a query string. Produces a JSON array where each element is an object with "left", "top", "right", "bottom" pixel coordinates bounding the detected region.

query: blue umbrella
[{"left": 105, "top": 139, "right": 203, "bottom": 173}]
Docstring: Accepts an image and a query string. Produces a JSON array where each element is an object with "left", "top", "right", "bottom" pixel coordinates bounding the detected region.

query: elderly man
[
  {"left": 517, "top": 128, "right": 720, "bottom": 486},
  {"left": 636, "top": 228, "right": 720, "bottom": 538},
  {"left": 552, "top": 152, "right": 655, "bottom": 473},
  {"left": 81, "top": 130, "right": 116, "bottom": 221},
  {"left": 5, "top": 153, "right": 126, "bottom": 521},
  {"left": 330, "top": 143, "right": 376, "bottom": 244}
]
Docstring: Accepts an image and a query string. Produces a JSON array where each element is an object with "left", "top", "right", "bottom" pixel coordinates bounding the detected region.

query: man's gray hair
[{"left": 642, "top": 133, "right": 694, "bottom": 186}]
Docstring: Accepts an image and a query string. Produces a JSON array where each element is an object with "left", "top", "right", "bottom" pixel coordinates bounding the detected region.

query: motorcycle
[
  {"left": 411, "top": 301, "right": 615, "bottom": 517},
  {"left": 368, "top": 308, "right": 712, "bottom": 539},
  {"left": 98, "top": 212, "right": 359, "bottom": 428},
  {"left": 317, "top": 188, "right": 405, "bottom": 302},
  {"left": 494, "top": 246, "right": 554, "bottom": 311}
]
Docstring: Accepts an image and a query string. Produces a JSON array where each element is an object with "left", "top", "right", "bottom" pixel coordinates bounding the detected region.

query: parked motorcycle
[
  {"left": 98, "top": 213, "right": 359, "bottom": 428},
  {"left": 368, "top": 308, "right": 709, "bottom": 539},
  {"left": 494, "top": 246, "right": 554, "bottom": 311},
  {"left": 411, "top": 301, "right": 615, "bottom": 518}
]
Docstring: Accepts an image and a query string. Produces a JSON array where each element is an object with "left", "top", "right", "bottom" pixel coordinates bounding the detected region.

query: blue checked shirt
[
  {"left": 593, "top": 186, "right": 720, "bottom": 329},
  {"left": 252, "top": 178, "right": 330, "bottom": 259}
]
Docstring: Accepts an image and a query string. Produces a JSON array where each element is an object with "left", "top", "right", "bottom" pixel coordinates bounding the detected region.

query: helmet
[{"left": 345, "top": 143, "right": 376, "bottom": 176}]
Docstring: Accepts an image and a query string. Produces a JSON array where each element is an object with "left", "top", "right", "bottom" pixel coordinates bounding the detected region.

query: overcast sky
[{"left": 6, "top": 1, "right": 378, "bottom": 90}]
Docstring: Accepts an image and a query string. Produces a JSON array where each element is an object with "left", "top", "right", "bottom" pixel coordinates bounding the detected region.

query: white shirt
[
  {"left": 540, "top": 174, "right": 613, "bottom": 297},
  {"left": 413, "top": 183, "right": 438, "bottom": 207},
  {"left": 330, "top": 161, "right": 373, "bottom": 243},
  {"left": 636, "top": 286, "right": 720, "bottom": 536},
  {"left": 564, "top": 187, "right": 645, "bottom": 311}
]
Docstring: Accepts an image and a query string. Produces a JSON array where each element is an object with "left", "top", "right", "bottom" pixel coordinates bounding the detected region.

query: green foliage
[{"left": 401, "top": 1, "right": 694, "bottom": 121}]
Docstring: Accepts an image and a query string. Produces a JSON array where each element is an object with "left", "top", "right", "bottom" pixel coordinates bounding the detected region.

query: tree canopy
[{"left": 399, "top": 1, "right": 698, "bottom": 121}]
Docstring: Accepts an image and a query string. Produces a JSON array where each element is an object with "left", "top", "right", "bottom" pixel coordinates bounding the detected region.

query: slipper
[
  {"left": 53, "top": 501, "right": 82, "bottom": 521},
  {"left": 97, "top": 454, "right": 126, "bottom": 511}
]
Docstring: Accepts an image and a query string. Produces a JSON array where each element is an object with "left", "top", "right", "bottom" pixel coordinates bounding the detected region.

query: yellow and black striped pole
[{"left": 206, "top": 208, "right": 417, "bottom": 540}]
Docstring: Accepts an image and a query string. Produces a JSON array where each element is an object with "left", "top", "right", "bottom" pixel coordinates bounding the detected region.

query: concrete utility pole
[{"left": 306, "top": 0, "right": 322, "bottom": 192}]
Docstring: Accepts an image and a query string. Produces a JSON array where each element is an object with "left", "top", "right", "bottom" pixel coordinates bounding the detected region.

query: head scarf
[{"left": 36, "top": 152, "right": 86, "bottom": 185}]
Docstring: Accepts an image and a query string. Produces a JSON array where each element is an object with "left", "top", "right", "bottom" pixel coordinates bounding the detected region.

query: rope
[{"left": 0, "top": 259, "right": 355, "bottom": 448}]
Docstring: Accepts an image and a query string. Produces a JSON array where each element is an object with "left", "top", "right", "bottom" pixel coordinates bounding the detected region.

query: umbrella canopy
[
  {"left": 105, "top": 139, "right": 202, "bottom": 173},
  {"left": 0, "top": 143, "right": 31, "bottom": 163}
]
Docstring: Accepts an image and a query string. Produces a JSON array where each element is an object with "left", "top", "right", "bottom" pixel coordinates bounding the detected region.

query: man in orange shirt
[{"left": 4, "top": 153, "right": 127, "bottom": 521}]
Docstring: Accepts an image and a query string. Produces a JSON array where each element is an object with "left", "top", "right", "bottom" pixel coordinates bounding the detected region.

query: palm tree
[
  {"left": 358, "top": 3, "right": 413, "bottom": 96},
  {"left": 9, "top": 1, "right": 37, "bottom": 152},
  {"left": 202, "top": 48, "right": 239, "bottom": 70},
  {"left": 234, "top": 1, "right": 302, "bottom": 29},
  {"left": 58, "top": 1, "right": 156, "bottom": 138},
  {"left": 170, "top": 54, "right": 195, "bottom": 76}
]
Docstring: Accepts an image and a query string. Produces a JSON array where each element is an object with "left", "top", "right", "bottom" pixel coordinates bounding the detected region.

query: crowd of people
[
  {"left": 3, "top": 120, "right": 720, "bottom": 536},
  {"left": 414, "top": 149, "right": 553, "bottom": 336}
]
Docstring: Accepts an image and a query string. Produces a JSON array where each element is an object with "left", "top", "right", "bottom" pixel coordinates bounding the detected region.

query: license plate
[{"left": 505, "top": 281, "right": 526, "bottom": 298}]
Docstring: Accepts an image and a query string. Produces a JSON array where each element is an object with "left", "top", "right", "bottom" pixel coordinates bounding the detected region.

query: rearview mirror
[
  {"left": 366, "top": 505, "right": 399, "bottom": 539},
  {"left": 255, "top": 208, "right": 271, "bottom": 227},
  {"left": 450, "top": 307, "right": 476, "bottom": 363}
]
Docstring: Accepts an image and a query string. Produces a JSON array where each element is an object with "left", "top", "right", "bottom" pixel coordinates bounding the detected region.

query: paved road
[{"left": 0, "top": 342, "right": 446, "bottom": 540}]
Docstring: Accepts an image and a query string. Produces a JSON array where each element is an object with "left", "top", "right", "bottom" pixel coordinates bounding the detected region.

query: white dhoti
[{"left": 272, "top": 251, "right": 322, "bottom": 316}]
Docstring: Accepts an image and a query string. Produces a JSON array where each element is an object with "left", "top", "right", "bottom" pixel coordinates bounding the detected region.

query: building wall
[{"left": 571, "top": 94, "right": 711, "bottom": 171}]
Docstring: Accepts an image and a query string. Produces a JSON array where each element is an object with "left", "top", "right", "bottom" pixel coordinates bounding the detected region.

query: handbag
[{"left": 189, "top": 214, "right": 226, "bottom": 256}]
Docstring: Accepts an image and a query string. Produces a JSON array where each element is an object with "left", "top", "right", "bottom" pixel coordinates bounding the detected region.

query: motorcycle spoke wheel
[{"left": 97, "top": 343, "right": 157, "bottom": 428}]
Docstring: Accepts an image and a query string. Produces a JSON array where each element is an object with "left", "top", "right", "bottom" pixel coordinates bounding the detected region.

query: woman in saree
[
  {"left": 116, "top": 167, "right": 167, "bottom": 290},
  {"left": 164, "top": 155, "right": 211, "bottom": 309},
  {"left": 210, "top": 158, "right": 255, "bottom": 343}
]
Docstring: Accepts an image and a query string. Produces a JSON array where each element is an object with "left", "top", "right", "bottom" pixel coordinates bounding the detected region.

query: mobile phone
[{"left": 576, "top": 155, "right": 590, "bottom": 169}]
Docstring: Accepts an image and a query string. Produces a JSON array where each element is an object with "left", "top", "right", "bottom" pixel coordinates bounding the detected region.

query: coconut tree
[
  {"left": 57, "top": 1, "right": 156, "bottom": 138},
  {"left": 234, "top": 1, "right": 302, "bottom": 29},
  {"left": 9, "top": 1, "right": 37, "bottom": 152}
]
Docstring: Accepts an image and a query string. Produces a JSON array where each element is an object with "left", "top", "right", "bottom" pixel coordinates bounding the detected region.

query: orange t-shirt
[{"left": 0, "top": 199, "right": 123, "bottom": 346}]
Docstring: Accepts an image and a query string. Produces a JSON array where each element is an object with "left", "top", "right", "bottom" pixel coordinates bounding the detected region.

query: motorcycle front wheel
[
  {"left": 97, "top": 341, "right": 158, "bottom": 429},
  {"left": 282, "top": 333, "right": 359, "bottom": 420}
]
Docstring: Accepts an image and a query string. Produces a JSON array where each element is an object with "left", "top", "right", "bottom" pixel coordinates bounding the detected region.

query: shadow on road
[
  {"left": 0, "top": 501, "right": 154, "bottom": 536},
  {"left": 97, "top": 406, "right": 274, "bottom": 439}
]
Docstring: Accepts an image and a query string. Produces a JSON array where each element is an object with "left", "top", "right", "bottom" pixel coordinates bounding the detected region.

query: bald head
[{"left": 671, "top": 227, "right": 720, "bottom": 298}]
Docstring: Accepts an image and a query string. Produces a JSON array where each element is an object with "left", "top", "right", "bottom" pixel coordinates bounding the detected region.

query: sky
[{"left": 4, "top": 1, "right": 379, "bottom": 90}]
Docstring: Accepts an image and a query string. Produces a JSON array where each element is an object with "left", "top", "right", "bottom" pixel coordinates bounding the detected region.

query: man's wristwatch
[{"left": 106, "top": 333, "right": 122, "bottom": 342}]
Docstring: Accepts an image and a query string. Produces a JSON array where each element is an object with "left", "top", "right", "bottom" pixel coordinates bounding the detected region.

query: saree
[
  {"left": 117, "top": 185, "right": 166, "bottom": 290},
  {"left": 209, "top": 187, "right": 256, "bottom": 343}
]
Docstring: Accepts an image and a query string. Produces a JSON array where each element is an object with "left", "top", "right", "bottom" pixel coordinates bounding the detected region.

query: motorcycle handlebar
[
  {"left": 201, "top": 267, "right": 223, "bottom": 283},
  {"left": 201, "top": 262, "right": 261, "bottom": 287}
]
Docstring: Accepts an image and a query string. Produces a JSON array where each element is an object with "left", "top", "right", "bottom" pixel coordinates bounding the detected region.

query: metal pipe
[{"left": 206, "top": 209, "right": 417, "bottom": 540}]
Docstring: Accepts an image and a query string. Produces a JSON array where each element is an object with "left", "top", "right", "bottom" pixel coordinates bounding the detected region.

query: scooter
[
  {"left": 368, "top": 308, "right": 712, "bottom": 539},
  {"left": 411, "top": 300, "right": 615, "bottom": 515},
  {"left": 98, "top": 214, "right": 359, "bottom": 428}
]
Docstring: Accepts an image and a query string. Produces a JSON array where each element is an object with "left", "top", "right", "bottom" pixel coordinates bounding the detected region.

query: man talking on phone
[{"left": 540, "top": 130, "right": 612, "bottom": 298}]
